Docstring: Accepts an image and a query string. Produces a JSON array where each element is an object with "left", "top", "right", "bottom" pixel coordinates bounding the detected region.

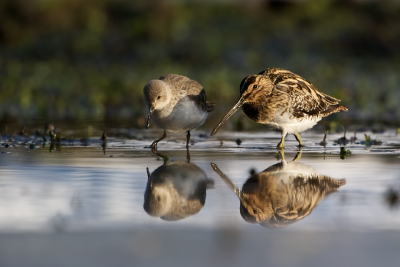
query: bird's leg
[
  {"left": 278, "top": 149, "right": 288, "bottom": 167},
  {"left": 153, "top": 150, "right": 169, "bottom": 163},
  {"left": 150, "top": 130, "right": 167, "bottom": 153},
  {"left": 186, "top": 149, "right": 191, "bottom": 163},
  {"left": 186, "top": 131, "right": 191, "bottom": 149},
  {"left": 278, "top": 149, "right": 285, "bottom": 161},
  {"left": 292, "top": 148, "right": 303, "bottom": 162},
  {"left": 186, "top": 131, "right": 191, "bottom": 162},
  {"left": 276, "top": 131, "right": 287, "bottom": 149},
  {"left": 293, "top": 133, "right": 304, "bottom": 147}
]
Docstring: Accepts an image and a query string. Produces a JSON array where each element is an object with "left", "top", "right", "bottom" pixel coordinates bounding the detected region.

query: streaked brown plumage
[
  {"left": 211, "top": 152, "right": 346, "bottom": 228},
  {"left": 144, "top": 74, "right": 214, "bottom": 152},
  {"left": 211, "top": 68, "right": 348, "bottom": 148}
]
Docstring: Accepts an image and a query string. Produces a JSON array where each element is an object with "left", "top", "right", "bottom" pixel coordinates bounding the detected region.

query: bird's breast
[
  {"left": 242, "top": 102, "right": 276, "bottom": 124},
  {"left": 242, "top": 101, "right": 321, "bottom": 133},
  {"left": 152, "top": 97, "right": 208, "bottom": 133}
]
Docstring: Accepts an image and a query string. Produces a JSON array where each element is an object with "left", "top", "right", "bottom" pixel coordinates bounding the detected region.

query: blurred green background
[{"left": 1, "top": 0, "right": 399, "bottom": 131}]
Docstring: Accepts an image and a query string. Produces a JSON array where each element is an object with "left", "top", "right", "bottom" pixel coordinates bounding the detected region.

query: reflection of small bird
[
  {"left": 144, "top": 74, "right": 214, "bottom": 152},
  {"left": 211, "top": 152, "right": 346, "bottom": 228},
  {"left": 144, "top": 161, "right": 214, "bottom": 221},
  {"left": 211, "top": 68, "right": 347, "bottom": 148}
]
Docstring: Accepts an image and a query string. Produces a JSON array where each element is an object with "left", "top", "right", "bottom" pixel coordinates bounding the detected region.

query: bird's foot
[
  {"left": 186, "top": 149, "right": 191, "bottom": 163},
  {"left": 150, "top": 142, "right": 158, "bottom": 154},
  {"left": 276, "top": 142, "right": 284, "bottom": 150},
  {"left": 277, "top": 149, "right": 285, "bottom": 161},
  {"left": 293, "top": 149, "right": 303, "bottom": 162},
  {"left": 293, "top": 133, "right": 304, "bottom": 148}
]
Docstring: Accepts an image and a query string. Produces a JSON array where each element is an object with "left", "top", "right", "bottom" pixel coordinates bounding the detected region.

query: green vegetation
[
  {"left": 340, "top": 147, "right": 351, "bottom": 160},
  {"left": 361, "top": 133, "right": 382, "bottom": 147},
  {"left": 1, "top": 0, "right": 400, "bottom": 129}
]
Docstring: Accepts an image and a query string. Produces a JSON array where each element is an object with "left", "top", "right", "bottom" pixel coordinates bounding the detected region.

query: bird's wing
[
  {"left": 260, "top": 69, "right": 345, "bottom": 118},
  {"left": 275, "top": 174, "right": 344, "bottom": 222},
  {"left": 185, "top": 82, "right": 215, "bottom": 113},
  {"left": 160, "top": 74, "right": 214, "bottom": 112},
  {"left": 277, "top": 76, "right": 341, "bottom": 117}
]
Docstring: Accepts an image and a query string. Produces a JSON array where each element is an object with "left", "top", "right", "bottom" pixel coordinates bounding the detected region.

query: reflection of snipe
[
  {"left": 144, "top": 161, "right": 214, "bottom": 221},
  {"left": 211, "top": 152, "right": 345, "bottom": 228}
]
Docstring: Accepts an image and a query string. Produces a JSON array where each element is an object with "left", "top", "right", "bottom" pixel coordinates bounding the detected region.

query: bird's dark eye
[
  {"left": 157, "top": 96, "right": 161, "bottom": 100},
  {"left": 253, "top": 209, "right": 258, "bottom": 214},
  {"left": 253, "top": 84, "right": 258, "bottom": 89},
  {"left": 157, "top": 196, "right": 161, "bottom": 202}
]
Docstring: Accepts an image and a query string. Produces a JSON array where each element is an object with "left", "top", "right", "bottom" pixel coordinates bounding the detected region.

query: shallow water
[
  {"left": 0, "top": 129, "right": 399, "bottom": 233},
  {"left": 1, "top": 129, "right": 400, "bottom": 267}
]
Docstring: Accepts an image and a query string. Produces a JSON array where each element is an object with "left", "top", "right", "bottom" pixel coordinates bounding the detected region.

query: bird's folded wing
[
  {"left": 188, "top": 89, "right": 215, "bottom": 112},
  {"left": 274, "top": 76, "right": 342, "bottom": 118}
]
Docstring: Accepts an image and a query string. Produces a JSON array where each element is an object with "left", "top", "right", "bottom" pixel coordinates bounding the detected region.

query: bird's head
[
  {"left": 143, "top": 80, "right": 172, "bottom": 128},
  {"left": 210, "top": 75, "right": 272, "bottom": 136},
  {"left": 143, "top": 187, "right": 172, "bottom": 217},
  {"left": 239, "top": 75, "right": 273, "bottom": 101},
  {"left": 143, "top": 168, "right": 172, "bottom": 217},
  {"left": 238, "top": 174, "right": 274, "bottom": 224}
]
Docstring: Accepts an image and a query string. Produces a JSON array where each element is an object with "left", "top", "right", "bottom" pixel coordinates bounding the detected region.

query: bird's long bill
[
  {"left": 146, "top": 109, "right": 154, "bottom": 129},
  {"left": 210, "top": 97, "right": 245, "bottom": 136},
  {"left": 210, "top": 162, "right": 243, "bottom": 201}
]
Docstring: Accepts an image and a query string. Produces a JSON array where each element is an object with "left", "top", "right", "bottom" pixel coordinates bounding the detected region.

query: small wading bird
[
  {"left": 144, "top": 161, "right": 214, "bottom": 221},
  {"left": 211, "top": 68, "right": 348, "bottom": 148},
  {"left": 144, "top": 74, "right": 214, "bottom": 152},
  {"left": 211, "top": 151, "right": 346, "bottom": 228}
]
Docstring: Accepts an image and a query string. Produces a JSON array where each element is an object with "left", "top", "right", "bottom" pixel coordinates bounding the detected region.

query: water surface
[
  {"left": 1, "top": 129, "right": 400, "bottom": 267},
  {"left": 1, "top": 129, "right": 399, "bottom": 232}
]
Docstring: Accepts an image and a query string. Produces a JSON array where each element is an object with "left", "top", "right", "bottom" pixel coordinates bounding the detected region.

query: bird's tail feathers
[{"left": 206, "top": 102, "right": 215, "bottom": 113}]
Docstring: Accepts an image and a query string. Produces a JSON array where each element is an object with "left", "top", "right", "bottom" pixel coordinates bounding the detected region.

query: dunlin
[
  {"left": 211, "top": 151, "right": 346, "bottom": 228},
  {"left": 144, "top": 161, "right": 214, "bottom": 221},
  {"left": 144, "top": 74, "right": 214, "bottom": 152},
  {"left": 211, "top": 68, "right": 348, "bottom": 148}
]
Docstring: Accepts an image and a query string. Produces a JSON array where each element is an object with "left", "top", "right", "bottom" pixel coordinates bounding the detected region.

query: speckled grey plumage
[
  {"left": 144, "top": 161, "right": 214, "bottom": 221},
  {"left": 144, "top": 74, "right": 214, "bottom": 151}
]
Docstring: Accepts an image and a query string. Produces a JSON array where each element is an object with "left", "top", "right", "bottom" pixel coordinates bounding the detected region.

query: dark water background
[{"left": 2, "top": 0, "right": 400, "bottom": 126}]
